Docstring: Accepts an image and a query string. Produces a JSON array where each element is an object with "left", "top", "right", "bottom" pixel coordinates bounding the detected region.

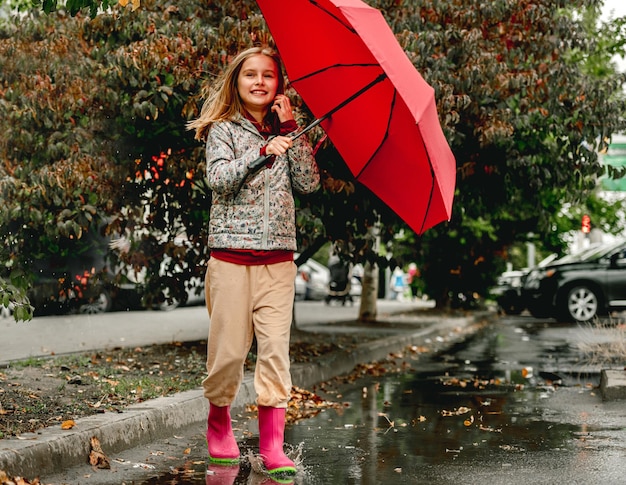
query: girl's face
[{"left": 237, "top": 54, "right": 279, "bottom": 116}]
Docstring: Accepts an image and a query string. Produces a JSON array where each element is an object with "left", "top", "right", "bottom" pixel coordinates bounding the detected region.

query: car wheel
[
  {"left": 79, "top": 290, "right": 113, "bottom": 314},
  {"left": 560, "top": 285, "right": 600, "bottom": 322},
  {"left": 498, "top": 294, "right": 524, "bottom": 315}
]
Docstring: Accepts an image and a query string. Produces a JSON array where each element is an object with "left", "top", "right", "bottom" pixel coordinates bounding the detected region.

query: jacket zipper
[
  {"left": 262, "top": 169, "right": 270, "bottom": 246},
  {"left": 239, "top": 117, "right": 271, "bottom": 247}
]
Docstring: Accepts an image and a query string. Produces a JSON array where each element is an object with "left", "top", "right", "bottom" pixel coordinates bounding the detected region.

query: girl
[{"left": 188, "top": 46, "right": 319, "bottom": 477}]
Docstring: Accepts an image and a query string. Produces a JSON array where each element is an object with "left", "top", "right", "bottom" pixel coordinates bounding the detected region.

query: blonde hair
[{"left": 187, "top": 46, "right": 285, "bottom": 141}]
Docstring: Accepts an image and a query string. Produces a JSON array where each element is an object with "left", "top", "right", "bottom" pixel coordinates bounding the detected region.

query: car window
[
  {"left": 609, "top": 248, "right": 626, "bottom": 266},
  {"left": 554, "top": 240, "right": 626, "bottom": 264},
  {"left": 585, "top": 241, "right": 626, "bottom": 262},
  {"left": 556, "top": 244, "right": 602, "bottom": 263}
]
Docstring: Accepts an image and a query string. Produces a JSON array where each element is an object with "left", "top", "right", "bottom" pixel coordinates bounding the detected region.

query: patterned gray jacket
[{"left": 205, "top": 116, "right": 320, "bottom": 251}]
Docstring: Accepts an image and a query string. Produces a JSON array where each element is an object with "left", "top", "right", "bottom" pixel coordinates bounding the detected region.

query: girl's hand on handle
[
  {"left": 265, "top": 135, "right": 293, "bottom": 157},
  {"left": 271, "top": 94, "right": 295, "bottom": 123}
]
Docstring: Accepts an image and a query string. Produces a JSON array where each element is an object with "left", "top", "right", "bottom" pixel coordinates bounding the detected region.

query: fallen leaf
[
  {"left": 61, "top": 420, "right": 76, "bottom": 430},
  {"left": 89, "top": 436, "right": 111, "bottom": 469},
  {"left": 479, "top": 424, "right": 502, "bottom": 433},
  {"left": 442, "top": 407, "right": 471, "bottom": 417},
  {"left": 183, "top": 447, "right": 191, "bottom": 454},
  {"left": 285, "top": 386, "right": 343, "bottom": 424},
  {"left": 1, "top": 469, "right": 48, "bottom": 484}
]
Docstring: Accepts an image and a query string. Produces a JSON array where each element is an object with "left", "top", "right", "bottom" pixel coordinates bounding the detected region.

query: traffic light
[{"left": 582, "top": 214, "right": 591, "bottom": 234}]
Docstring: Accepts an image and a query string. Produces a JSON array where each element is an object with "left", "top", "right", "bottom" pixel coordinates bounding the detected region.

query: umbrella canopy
[{"left": 256, "top": 0, "right": 456, "bottom": 234}]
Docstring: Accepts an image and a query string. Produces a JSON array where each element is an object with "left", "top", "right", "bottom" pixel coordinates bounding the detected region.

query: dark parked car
[
  {"left": 521, "top": 240, "right": 626, "bottom": 322},
  {"left": 490, "top": 254, "right": 558, "bottom": 315},
  {"left": 491, "top": 269, "right": 527, "bottom": 315}
]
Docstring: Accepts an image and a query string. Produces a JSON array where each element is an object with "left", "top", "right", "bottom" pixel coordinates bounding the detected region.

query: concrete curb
[
  {"left": 0, "top": 389, "right": 208, "bottom": 478},
  {"left": 290, "top": 315, "right": 479, "bottom": 388},
  {"left": 600, "top": 369, "right": 626, "bottom": 401},
  {"left": 0, "top": 311, "right": 492, "bottom": 478}
]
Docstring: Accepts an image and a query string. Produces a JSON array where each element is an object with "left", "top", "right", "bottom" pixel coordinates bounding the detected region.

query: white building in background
[
  {"left": 571, "top": 134, "right": 626, "bottom": 253},
  {"left": 600, "top": 134, "right": 626, "bottom": 193}
]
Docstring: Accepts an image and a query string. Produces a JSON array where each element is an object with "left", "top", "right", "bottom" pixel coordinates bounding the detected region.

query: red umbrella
[{"left": 254, "top": 0, "right": 456, "bottom": 234}]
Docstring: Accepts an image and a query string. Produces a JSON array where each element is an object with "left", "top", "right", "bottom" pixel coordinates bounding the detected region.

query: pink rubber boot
[
  {"left": 258, "top": 406, "right": 296, "bottom": 476},
  {"left": 206, "top": 404, "right": 240, "bottom": 464}
]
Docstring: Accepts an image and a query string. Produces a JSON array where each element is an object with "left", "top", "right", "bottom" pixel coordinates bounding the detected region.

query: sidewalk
[
  {"left": 0, "top": 300, "right": 493, "bottom": 478},
  {"left": 0, "top": 299, "right": 426, "bottom": 365}
]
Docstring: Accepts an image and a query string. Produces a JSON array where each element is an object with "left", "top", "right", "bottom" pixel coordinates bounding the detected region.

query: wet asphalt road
[{"left": 43, "top": 313, "right": 626, "bottom": 484}]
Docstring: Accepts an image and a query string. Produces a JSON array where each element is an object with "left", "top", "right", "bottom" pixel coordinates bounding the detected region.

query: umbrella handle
[
  {"left": 248, "top": 128, "right": 301, "bottom": 174},
  {"left": 249, "top": 118, "right": 324, "bottom": 174},
  {"left": 249, "top": 154, "right": 273, "bottom": 173}
]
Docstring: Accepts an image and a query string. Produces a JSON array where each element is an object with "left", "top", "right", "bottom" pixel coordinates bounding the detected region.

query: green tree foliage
[
  {"left": 33, "top": 0, "right": 116, "bottom": 17},
  {"left": 2, "top": 0, "right": 626, "bottom": 316},
  {"left": 0, "top": 8, "right": 126, "bottom": 314},
  {"left": 0, "top": 277, "right": 34, "bottom": 321},
  {"left": 571, "top": 2, "right": 626, "bottom": 77},
  {"left": 381, "top": 0, "right": 626, "bottom": 305}
]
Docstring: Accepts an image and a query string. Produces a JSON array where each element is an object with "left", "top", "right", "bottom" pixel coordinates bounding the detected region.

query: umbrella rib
[
  {"left": 310, "top": 0, "right": 357, "bottom": 34},
  {"left": 354, "top": 89, "right": 396, "bottom": 180},
  {"left": 419, "top": 151, "right": 436, "bottom": 234},
  {"left": 289, "top": 63, "right": 380, "bottom": 86}
]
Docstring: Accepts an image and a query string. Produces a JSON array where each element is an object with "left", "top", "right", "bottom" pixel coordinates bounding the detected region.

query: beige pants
[{"left": 202, "top": 258, "right": 296, "bottom": 408}]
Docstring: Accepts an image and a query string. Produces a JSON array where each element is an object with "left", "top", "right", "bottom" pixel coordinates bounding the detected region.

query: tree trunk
[{"left": 358, "top": 260, "right": 378, "bottom": 322}]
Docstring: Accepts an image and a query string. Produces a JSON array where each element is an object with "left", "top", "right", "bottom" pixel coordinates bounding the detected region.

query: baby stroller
[{"left": 325, "top": 257, "right": 353, "bottom": 306}]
